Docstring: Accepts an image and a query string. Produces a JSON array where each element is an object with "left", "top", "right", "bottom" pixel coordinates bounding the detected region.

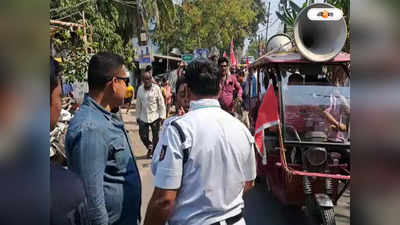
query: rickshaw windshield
[{"left": 281, "top": 65, "right": 350, "bottom": 144}]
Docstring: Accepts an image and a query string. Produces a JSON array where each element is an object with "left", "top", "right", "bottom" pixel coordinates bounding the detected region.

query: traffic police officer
[{"left": 144, "top": 58, "right": 256, "bottom": 225}]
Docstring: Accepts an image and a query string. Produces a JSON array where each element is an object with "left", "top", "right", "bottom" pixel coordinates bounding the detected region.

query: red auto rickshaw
[{"left": 249, "top": 3, "right": 350, "bottom": 225}]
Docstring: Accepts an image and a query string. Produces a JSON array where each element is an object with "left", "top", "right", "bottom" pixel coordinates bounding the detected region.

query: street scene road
[
  {"left": 122, "top": 103, "right": 350, "bottom": 225},
  {"left": 49, "top": 1, "right": 353, "bottom": 225}
]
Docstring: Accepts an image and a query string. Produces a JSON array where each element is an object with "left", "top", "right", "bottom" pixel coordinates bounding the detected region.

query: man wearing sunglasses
[{"left": 66, "top": 52, "right": 142, "bottom": 225}]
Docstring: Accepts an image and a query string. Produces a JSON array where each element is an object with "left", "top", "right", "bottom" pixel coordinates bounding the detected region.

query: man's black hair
[
  {"left": 145, "top": 65, "right": 152, "bottom": 72},
  {"left": 142, "top": 70, "right": 152, "bottom": 79},
  {"left": 50, "top": 57, "right": 62, "bottom": 95},
  {"left": 185, "top": 58, "right": 219, "bottom": 96},
  {"left": 217, "top": 56, "right": 229, "bottom": 66},
  {"left": 88, "top": 52, "right": 124, "bottom": 90}
]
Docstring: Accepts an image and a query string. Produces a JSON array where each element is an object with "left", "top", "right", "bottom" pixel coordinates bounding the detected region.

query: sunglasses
[
  {"left": 115, "top": 76, "right": 130, "bottom": 86},
  {"left": 220, "top": 64, "right": 228, "bottom": 68}
]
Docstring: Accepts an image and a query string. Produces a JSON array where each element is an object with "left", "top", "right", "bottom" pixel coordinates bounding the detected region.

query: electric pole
[
  {"left": 265, "top": 2, "right": 271, "bottom": 46},
  {"left": 258, "top": 35, "right": 261, "bottom": 58}
]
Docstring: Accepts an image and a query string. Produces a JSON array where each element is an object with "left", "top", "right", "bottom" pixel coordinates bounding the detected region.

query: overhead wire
[
  {"left": 111, "top": 0, "right": 137, "bottom": 8},
  {"left": 50, "top": 0, "right": 92, "bottom": 13},
  {"left": 55, "top": 11, "right": 81, "bottom": 21},
  {"left": 256, "top": 17, "right": 280, "bottom": 34},
  {"left": 52, "top": 0, "right": 137, "bottom": 18},
  {"left": 51, "top": 0, "right": 137, "bottom": 20},
  {"left": 51, "top": 0, "right": 93, "bottom": 19}
]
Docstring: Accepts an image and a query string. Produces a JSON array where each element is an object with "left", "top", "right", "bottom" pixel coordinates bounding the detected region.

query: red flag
[
  {"left": 246, "top": 56, "right": 249, "bottom": 67},
  {"left": 230, "top": 39, "right": 236, "bottom": 66},
  {"left": 223, "top": 51, "right": 227, "bottom": 58},
  {"left": 254, "top": 82, "right": 280, "bottom": 162}
]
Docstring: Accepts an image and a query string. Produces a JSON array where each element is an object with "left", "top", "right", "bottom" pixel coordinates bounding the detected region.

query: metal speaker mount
[
  {"left": 294, "top": 3, "right": 347, "bottom": 62},
  {"left": 266, "top": 34, "right": 293, "bottom": 53}
]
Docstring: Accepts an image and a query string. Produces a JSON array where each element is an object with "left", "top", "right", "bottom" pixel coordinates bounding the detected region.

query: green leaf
[
  {"left": 276, "top": 12, "right": 290, "bottom": 25},
  {"left": 289, "top": 0, "right": 302, "bottom": 13}
]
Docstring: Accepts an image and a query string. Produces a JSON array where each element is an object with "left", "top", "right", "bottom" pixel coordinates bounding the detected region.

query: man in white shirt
[
  {"left": 144, "top": 58, "right": 256, "bottom": 225},
  {"left": 136, "top": 71, "right": 166, "bottom": 158}
]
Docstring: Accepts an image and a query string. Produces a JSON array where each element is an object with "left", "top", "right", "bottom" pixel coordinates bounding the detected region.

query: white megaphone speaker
[
  {"left": 294, "top": 3, "right": 347, "bottom": 62},
  {"left": 266, "top": 34, "right": 293, "bottom": 53}
]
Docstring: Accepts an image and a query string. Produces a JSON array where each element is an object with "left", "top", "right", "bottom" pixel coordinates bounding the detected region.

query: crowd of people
[
  {"left": 124, "top": 56, "right": 258, "bottom": 159},
  {"left": 50, "top": 52, "right": 257, "bottom": 225}
]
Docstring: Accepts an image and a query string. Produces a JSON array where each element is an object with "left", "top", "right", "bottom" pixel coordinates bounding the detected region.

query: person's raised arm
[{"left": 322, "top": 110, "right": 347, "bottom": 132}]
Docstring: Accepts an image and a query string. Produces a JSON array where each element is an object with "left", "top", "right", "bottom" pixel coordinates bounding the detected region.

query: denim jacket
[{"left": 66, "top": 95, "right": 141, "bottom": 225}]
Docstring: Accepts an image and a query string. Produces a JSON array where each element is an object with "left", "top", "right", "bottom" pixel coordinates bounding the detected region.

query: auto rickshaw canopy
[{"left": 251, "top": 52, "right": 350, "bottom": 67}]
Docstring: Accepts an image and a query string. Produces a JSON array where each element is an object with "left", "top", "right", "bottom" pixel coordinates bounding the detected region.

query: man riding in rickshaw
[{"left": 250, "top": 3, "right": 350, "bottom": 225}]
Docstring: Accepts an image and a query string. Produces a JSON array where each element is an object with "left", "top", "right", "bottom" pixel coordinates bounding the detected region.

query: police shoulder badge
[{"left": 159, "top": 145, "right": 167, "bottom": 161}]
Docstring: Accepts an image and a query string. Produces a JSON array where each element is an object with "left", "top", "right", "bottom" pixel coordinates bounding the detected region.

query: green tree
[
  {"left": 51, "top": 0, "right": 176, "bottom": 44},
  {"left": 327, "top": 0, "right": 349, "bottom": 22},
  {"left": 50, "top": 0, "right": 175, "bottom": 82},
  {"left": 246, "top": 40, "right": 260, "bottom": 59},
  {"left": 152, "top": 0, "right": 266, "bottom": 54},
  {"left": 246, "top": 37, "right": 266, "bottom": 59},
  {"left": 248, "top": 0, "right": 268, "bottom": 40},
  {"left": 142, "top": 0, "right": 176, "bottom": 33},
  {"left": 51, "top": 0, "right": 135, "bottom": 82}
]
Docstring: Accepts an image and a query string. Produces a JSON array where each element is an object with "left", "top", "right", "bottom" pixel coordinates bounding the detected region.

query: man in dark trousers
[{"left": 136, "top": 70, "right": 166, "bottom": 158}]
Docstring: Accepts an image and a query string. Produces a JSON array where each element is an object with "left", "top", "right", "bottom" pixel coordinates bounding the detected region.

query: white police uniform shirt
[
  {"left": 152, "top": 99, "right": 256, "bottom": 225},
  {"left": 158, "top": 115, "right": 179, "bottom": 138}
]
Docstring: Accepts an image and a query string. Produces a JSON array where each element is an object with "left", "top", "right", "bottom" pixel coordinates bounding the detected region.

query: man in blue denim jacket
[{"left": 66, "top": 52, "right": 141, "bottom": 225}]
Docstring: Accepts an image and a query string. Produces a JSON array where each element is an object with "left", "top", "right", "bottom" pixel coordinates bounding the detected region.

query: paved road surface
[{"left": 121, "top": 104, "right": 350, "bottom": 225}]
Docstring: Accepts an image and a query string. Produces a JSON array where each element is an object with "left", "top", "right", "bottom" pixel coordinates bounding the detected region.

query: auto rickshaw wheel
[
  {"left": 320, "top": 207, "right": 336, "bottom": 225},
  {"left": 306, "top": 195, "right": 336, "bottom": 225}
]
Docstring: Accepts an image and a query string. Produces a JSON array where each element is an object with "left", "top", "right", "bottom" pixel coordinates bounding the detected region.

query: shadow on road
[
  {"left": 244, "top": 184, "right": 310, "bottom": 225},
  {"left": 335, "top": 213, "right": 350, "bottom": 224}
]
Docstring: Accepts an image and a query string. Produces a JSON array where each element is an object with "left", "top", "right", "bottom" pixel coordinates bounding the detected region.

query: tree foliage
[
  {"left": 51, "top": 0, "right": 135, "bottom": 82},
  {"left": 327, "top": 0, "right": 350, "bottom": 23},
  {"left": 246, "top": 38, "right": 265, "bottom": 59},
  {"left": 50, "top": 0, "right": 175, "bottom": 82},
  {"left": 152, "top": 0, "right": 266, "bottom": 54},
  {"left": 248, "top": 0, "right": 268, "bottom": 40},
  {"left": 143, "top": 0, "right": 176, "bottom": 33}
]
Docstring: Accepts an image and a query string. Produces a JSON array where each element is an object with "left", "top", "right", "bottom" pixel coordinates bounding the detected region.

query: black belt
[{"left": 211, "top": 211, "right": 243, "bottom": 225}]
